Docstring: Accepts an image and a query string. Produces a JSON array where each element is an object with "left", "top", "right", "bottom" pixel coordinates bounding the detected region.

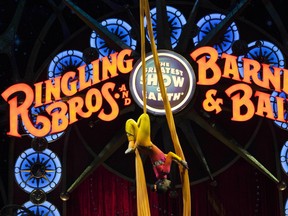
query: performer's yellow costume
[{"left": 125, "top": 113, "right": 188, "bottom": 192}]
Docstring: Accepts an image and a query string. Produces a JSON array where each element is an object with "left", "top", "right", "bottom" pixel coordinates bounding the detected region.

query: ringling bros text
[{"left": 2, "top": 47, "right": 288, "bottom": 138}]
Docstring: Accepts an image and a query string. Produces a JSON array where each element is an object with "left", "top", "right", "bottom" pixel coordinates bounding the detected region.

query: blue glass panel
[
  {"left": 19, "top": 201, "right": 60, "bottom": 216},
  {"left": 238, "top": 40, "right": 285, "bottom": 78},
  {"left": 280, "top": 141, "right": 288, "bottom": 175},
  {"left": 90, "top": 18, "right": 136, "bottom": 58},
  {"left": 47, "top": 49, "right": 93, "bottom": 83},
  {"left": 270, "top": 91, "right": 288, "bottom": 130},
  {"left": 144, "top": 6, "right": 186, "bottom": 48},
  {"left": 14, "top": 148, "right": 62, "bottom": 193},
  {"left": 193, "top": 13, "right": 239, "bottom": 55},
  {"left": 21, "top": 105, "right": 65, "bottom": 143}
]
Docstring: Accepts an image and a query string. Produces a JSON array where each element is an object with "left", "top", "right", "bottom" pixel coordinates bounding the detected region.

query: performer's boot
[
  {"left": 180, "top": 160, "right": 189, "bottom": 169},
  {"left": 125, "top": 139, "right": 136, "bottom": 154},
  {"left": 125, "top": 119, "right": 138, "bottom": 154}
]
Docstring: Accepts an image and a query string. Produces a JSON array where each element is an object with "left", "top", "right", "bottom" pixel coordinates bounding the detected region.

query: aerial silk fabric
[
  {"left": 139, "top": 0, "right": 191, "bottom": 215},
  {"left": 135, "top": 149, "right": 151, "bottom": 216},
  {"left": 133, "top": 0, "right": 151, "bottom": 215}
]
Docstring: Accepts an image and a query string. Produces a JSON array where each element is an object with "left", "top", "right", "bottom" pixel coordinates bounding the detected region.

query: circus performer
[{"left": 125, "top": 113, "right": 188, "bottom": 193}]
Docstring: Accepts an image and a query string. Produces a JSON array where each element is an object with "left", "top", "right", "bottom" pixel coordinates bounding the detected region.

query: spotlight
[
  {"left": 30, "top": 189, "right": 46, "bottom": 204},
  {"left": 60, "top": 192, "right": 70, "bottom": 201},
  {"left": 277, "top": 181, "right": 286, "bottom": 191}
]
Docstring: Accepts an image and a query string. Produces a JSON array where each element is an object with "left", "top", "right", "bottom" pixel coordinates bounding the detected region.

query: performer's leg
[
  {"left": 166, "top": 152, "right": 189, "bottom": 169},
  {"left": 125, "top": 119, "right": 138, "bottom": 154},
  {"left": 136, "top": 113, "right": 152, "bottom": 148}
]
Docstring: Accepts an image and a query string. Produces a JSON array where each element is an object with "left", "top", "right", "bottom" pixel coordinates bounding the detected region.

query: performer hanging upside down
[{"left": 125, "top": 113, "right": 188, "bottom": 193}]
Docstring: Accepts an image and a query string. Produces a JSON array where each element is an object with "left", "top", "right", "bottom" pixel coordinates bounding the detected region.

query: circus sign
[
  {"left": 1, "top": 49, "right": 134, "bottom": 138},
  {"left": 1, "top": 46, "right": 287, "bottom": 138},
  {"left": 190, "top": 46, "right": 287, "bottom": 122}
]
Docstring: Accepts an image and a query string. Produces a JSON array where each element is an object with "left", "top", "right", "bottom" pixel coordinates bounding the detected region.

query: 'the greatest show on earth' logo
[{"left": 130, "top": 50, "right": 196, "bottom": 115}]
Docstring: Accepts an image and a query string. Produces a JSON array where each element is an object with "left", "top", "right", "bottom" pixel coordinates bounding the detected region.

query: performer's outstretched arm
[{"left": 166, "top": 152, "right": 189, "bottom": 170}]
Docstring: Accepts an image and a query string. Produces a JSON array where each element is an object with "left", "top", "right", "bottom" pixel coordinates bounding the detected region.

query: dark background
[{"left": 1, "top": 0, "right": 288, "bottom": 215}]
